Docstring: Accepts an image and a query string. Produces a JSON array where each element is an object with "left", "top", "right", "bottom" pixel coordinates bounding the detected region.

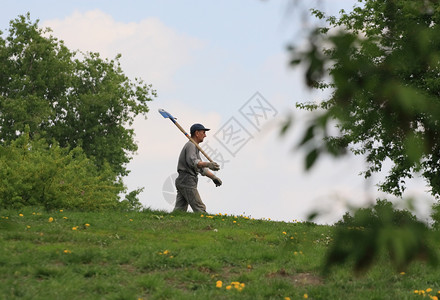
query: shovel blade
[{"left": 158, "top": 109, "right": 175, "bottom": 120}]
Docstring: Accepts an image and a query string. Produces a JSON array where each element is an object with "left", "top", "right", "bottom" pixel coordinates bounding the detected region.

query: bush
[
  {"left": 430, "top": 202, "right": 440, "bottom": 229},
  {"left": 0, "top": 132, "right": 124, "bottom": 210},
  {"left": 326, "top": 199, "right": 437, "bottom": 274},
  {"left": 336, "top": 199, "right": 418, "bottom": 228}
]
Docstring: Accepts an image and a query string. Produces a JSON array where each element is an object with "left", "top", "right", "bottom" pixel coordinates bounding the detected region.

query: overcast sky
[{"left": 1, "top": 0, "right": 435, "bottom": 223}]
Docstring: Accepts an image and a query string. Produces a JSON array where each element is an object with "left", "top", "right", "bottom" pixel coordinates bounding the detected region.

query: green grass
[{"left": 0, "top": 207, "right": 439, "bottom": 299}]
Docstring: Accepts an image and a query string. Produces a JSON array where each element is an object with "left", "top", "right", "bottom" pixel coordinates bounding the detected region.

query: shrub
[
  {"left": 336, "top": 199, "right": 418, "bottom": 228},
  {"left": 327, "top": 199, "right": 437, "bottom": 274},
  {"left": 0, "top": 132, "right": 124, "bottom": 210}
]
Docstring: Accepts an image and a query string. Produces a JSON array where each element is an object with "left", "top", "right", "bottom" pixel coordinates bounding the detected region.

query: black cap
[{"left": 190, "top": 123, "right": 210, "bottom": 135}]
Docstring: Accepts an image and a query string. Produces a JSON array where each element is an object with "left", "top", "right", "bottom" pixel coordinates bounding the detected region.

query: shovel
[{"left": 158, "top": 109, "right": 214, "bottom": 163}]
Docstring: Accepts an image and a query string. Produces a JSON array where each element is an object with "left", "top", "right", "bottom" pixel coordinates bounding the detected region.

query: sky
[{"left": 1, "top": 0, "right": 435, "bottom": 223}]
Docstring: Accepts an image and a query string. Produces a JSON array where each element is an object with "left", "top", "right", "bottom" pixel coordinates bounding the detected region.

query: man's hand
[
  {"left": 206, "top": 162, "right": 220, "bottom": 171},
  {"left": 212, "top": 176, "right": 222, "bottom": 187}
]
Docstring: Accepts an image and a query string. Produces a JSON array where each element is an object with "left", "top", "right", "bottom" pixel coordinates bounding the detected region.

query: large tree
[
  {"left": 0, "top": 14, "right": 156, "bottom": 177},
  {"left": 290, "top": 0, "right": 440, "bottom": 198}
]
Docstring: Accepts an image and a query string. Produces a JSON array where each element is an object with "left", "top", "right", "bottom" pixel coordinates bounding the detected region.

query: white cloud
[{"left": 42, "top": 9, "right": 204, "bottom": 91}]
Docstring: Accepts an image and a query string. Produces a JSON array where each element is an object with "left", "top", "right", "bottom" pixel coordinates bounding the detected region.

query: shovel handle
[{"left": 172, "top": 120, "right": 214, "bottom": 163}]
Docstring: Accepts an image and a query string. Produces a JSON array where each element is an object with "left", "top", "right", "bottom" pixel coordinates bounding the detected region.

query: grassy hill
[{"left": 0, "top": 207, "right": 439, "bottom": 299}]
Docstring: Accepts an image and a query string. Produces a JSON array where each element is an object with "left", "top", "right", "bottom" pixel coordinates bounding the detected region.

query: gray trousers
[{"left": 174, "top": 173, "right": 206, "bottom": 213}]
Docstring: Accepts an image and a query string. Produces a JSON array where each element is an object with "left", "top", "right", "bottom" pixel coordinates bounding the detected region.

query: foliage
[
  {"left": 0, "top": 13, "right": 156, "bottom": 177},
  {"left": 288, "top": 0, "right": 440, "bottom": 198},
  {"left": 0, "top": 130, "right": 124, "bottom": 210},
  {"left": 327, "top": 199, "right": 438, "bottom": 274},
  {"left": 119, "top": 187, "right": 145, "bottom": 212},
  {"left": 430, "top": 202, "right": 440, "bottom": 229}
]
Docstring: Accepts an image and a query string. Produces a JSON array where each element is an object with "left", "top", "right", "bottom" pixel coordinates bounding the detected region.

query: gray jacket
[{"left": 175, "top": 141, "right": 207, "bottom": 187}]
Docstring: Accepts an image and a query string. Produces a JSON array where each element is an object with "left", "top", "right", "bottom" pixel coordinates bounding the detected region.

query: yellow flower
[
  {"left": 63, "top": 249, "right": 72, "bottom": 254},
  {"left": 72, "top": 226, "right": 78, "bottom": 230},
  {"left": 85, "top": 223, "right": 90, "bottom": 227},
  {"left": 163, "top": 250, "right": 169, "bottom": 255},
  {"left": 63, "top": 217, "right": 68, "bottom": 219},
  {"left": 48, "top": 217, "right": 54, "bottom": 222},
  {"left": 200, "top": 214, "right": 204, "bottom": 218},
  {"left": 216, "top": 280, "right": 222, "bottom": 288},
  {"left": 427, "top": 288, "right": 433, "bottom": 293},
  {"left": 414, "top": 290, "right": 419, "bottom": 294},
  {"left": 282, "top": 231, "right": 287, "bottom": 235},
  {"left": 400, "top": 272, "right": 405, "bottom": 275},
  {"left": 59, "top": 209, "right": 63, "bottom": 212},
  {"left": 284, "top": 298, "right": 291, "bottom": 300},
  {"left": 226, "top": 285, "right": 232, "bottom": 290},
  {"left": 233, "top": 221, "right": 237, "bottom": 223},
  {"left": 19, "top": 214, "right": 23, "bottom": 217},
  {"left": 26, "top": 225, "right": 31, "bottom": 229},
  {"left": 304, "top": 294, "right": 308, "bottom": 299}
]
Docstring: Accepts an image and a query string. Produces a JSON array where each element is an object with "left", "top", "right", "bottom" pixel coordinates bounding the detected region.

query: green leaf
[{"left": 305, "top": 148, "right": 319, "bottom": 170}]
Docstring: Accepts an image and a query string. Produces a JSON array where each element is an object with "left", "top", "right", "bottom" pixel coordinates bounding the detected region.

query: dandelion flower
[
  {"left": 60, "top": 210, "right": 63, "bottom": 212},
  {"left": 129, "top": 219, "right": 133, "bottom": 222},
  {"left": 427, "top": 288, "right": 433, "bottom": 293},
  {"left": 226, "top": 285, "right": 232, "bottom": 290},
  {"left": 72, "top": 226, "right": 78, "bottom": 230},
  {"left": 85, "top": 224, "right": 90, "bottom": 227},
  {"left": 48, "top": 217, "right": 54, "bottom": 223},
  {"left": 63, "top": 249, "right": 72, "bottom": 254},
  {"left": 63, "top": 217, "right": 68, "bottom": 219},
  {"left": 26, "top": 225, "right": 31, "bottom": 229},
  {"left": 285, "top": 298, "right": 291, "bottom": 300},
  {"left": 400, "top": 272, "right": 405, "bottom": 275},
  {"left": 282, "top": 231, "right": 287, "bottom": 235},
  {"left": 19, "top": 214, "right": 23, "bottom": 217},
  {"left": 304, "top": 294, "right": 308, "bottom": 299},
  {"left": 216, "top": 281, "right": 222, "bottom": 288}
]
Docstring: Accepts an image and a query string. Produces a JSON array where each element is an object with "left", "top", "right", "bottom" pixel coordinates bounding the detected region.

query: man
[{"left": 174, "top": 123, "right": 222, "bottom": 213}]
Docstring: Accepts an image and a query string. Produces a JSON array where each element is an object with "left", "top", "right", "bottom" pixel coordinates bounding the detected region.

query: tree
[
  {"left": 0, "top": 13, "right": 156, "bottom": 177},
  {"left": 286, "top": 0, "right": 440, "bottom": 273},
  {"left": 289, "top": 0, "right": 440, "bottom": 198}
]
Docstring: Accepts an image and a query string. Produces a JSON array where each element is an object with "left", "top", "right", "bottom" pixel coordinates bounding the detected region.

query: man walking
[{"left": 174, "top": 123, "right": 222, "bottom": 213}]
